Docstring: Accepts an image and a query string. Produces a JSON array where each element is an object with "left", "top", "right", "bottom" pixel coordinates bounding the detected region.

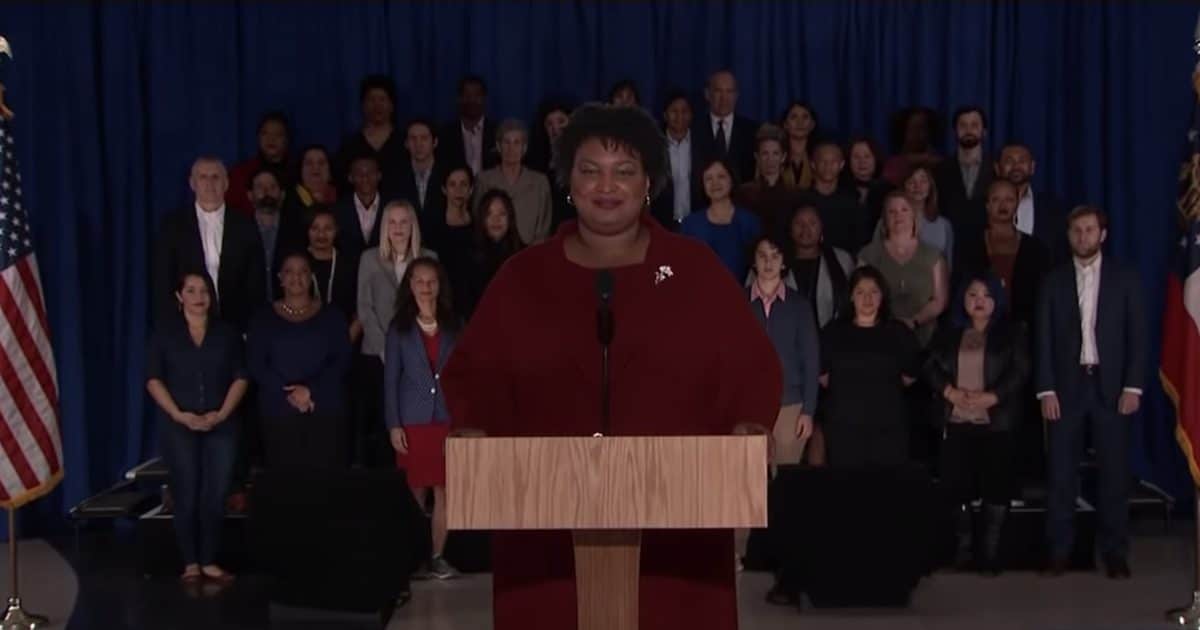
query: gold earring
[{"left": 645, "top": 194, "right": 651, "bottom": 207}]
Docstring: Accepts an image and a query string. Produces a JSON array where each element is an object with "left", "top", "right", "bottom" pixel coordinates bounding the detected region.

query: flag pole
[
  {"left": 1167, "top": 489, "right": 1200, "bottom": 627},
  {"left": 1, "top": 506, "right": 48, "bottom": 630}
]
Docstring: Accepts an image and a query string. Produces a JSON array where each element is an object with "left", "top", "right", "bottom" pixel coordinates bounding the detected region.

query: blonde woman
[{"left": 352, "top": 200, "right": 438, "bottom": 467}]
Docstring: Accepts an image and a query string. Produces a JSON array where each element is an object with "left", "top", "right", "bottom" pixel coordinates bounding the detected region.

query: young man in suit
[
  {"left": 396, "top": 118, "right": 447, "bottom": 231},
  {"left": 437, "top": 75, "right": 498, "bottom": 175},
  {"left": 650, "top": 89, "right": 694, "bottom": 230},
  {"left": 1036, "top": 205, "right": 1146, "bottom": 579},
  {"left": 334, "top": 154, "right": 386, "bottom": 269},
  {"left": 692, "top": 70, "right": 757, "bottom": 185},
  {"left": 996, "top": 142, "right": 1068, "bottom": 263},
  {"left": 152, "top": 157, "right": 265, "bottom": 334},
  {"left": 935, "top": 106, "right": 993, "bottom": 244}
]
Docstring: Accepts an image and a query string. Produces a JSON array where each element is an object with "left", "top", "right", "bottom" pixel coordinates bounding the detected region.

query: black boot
[
  {"left": 980, "top": 504, "right": 1007, "bottom": 576},
  {"left": 952, "top": 505, "right": 973, "bottom": 571}
]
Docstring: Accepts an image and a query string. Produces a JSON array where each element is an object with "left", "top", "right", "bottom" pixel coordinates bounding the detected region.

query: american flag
[
  {"left": 1162, "top": 87, "right": 1200, "bottom": 487},
  {"left": 0, "top": 115, "right": 63, "bottom": 508}
]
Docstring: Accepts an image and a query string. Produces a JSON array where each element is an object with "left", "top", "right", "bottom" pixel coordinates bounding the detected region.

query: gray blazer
[{"left": 357, "top": 247, "right": 438, "bottom": 358}]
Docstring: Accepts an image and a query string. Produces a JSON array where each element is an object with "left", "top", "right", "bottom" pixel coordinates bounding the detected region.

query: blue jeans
[{"left": 159, "top": 414, "right": 239, "bottom": 566}]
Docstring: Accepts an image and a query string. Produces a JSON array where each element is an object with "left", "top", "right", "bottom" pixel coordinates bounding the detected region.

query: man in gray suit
[{"left": 1036, "top": 205, "right": 1145, "bottom": 579}]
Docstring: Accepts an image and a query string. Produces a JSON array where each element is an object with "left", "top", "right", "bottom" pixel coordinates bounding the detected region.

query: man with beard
[
  {"left": 437, "top": 75, "right": 499, "bottom": 175},
  {"left": 247, "top": 167, "right": 299, "bottom": 299},
  {"left": 1035, "top": 205, "right": 1145, "bottom": 580},
  {"left": 935, "top": 106, "right": 993, "bottom": 245},
  {"left": 995, "top": 142, "right": 1067, "bottom": 262}
]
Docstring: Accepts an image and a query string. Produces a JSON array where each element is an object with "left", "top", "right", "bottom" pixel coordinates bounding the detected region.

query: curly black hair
[{"left": 551, "top": 103, "right": 670, "bottom": 200}]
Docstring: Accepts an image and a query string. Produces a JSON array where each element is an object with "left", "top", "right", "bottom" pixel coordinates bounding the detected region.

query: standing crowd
[{"left": 144, "top": 70, "right": 1146, "bottom": 601}]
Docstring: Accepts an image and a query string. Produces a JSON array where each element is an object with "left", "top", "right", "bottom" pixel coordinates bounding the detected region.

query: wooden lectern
[{"left": 445, "top": 435, "right": 768, "bottom": 630}]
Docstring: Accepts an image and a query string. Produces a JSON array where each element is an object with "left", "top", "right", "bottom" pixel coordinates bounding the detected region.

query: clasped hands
[
  {"left": 174, "top": 410, "right": 223, "bottom": 432},
  {"left": 944, "top": 386, "right": 999, "bottom": 411}
]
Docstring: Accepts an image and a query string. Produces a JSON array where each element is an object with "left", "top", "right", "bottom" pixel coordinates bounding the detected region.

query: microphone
[
  {"left": 596, "top": 270, "right": 614, "bottom": 346},
  {"left": 595, "top": 270, "right": 614, "bottom": 436}
]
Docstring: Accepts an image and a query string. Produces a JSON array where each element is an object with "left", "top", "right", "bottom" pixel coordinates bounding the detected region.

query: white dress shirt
[
  {"left": 413, "top": 161, "right": 433, "bottom": 206},
  {"left": 355, "top": 193, "right": 380, "bottom": 243},
  {"left": 1037, "top": 253, "right": 1142, "bottom": 398},
  {"left": 667, "top": 131, "right": 692, "bottom": 222},
  {"left": 1015, "top": 185, "right": 1036, "bottom": 236},
  {"left": 195, "top": 203, "right": 225, "bottom": 297},
  {"left": 462, "top": 120, "right": 484, "bottom": 175},
  {"left": 1075, "top": 254, "right": 1101, "bottom": 365}
]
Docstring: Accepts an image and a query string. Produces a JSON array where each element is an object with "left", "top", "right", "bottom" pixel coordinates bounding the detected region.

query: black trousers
[
  {"left": 349, "top": 354, "right": 392, "bottom": 468},
  {"left": 939, "top": 424, "right": 1016, "bottom": 507},
  {"left": 261, "top": 412, "right": 347, "bottom": 470}
]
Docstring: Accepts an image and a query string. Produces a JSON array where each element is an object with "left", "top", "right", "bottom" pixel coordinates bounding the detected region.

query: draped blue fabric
[{"left": 0, "top": 0, "right": 1195, "bottom": 534}]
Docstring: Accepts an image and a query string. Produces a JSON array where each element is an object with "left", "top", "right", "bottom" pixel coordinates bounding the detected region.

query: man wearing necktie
[{"left": 692, "top": 69, "right": 757, "bottom": 187}]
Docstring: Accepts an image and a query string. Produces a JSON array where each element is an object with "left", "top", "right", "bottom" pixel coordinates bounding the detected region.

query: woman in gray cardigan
[
  {"left": 354, "top": 200, "right": 437, "bottom": 467},
  {"left": 384, "top": 257, "right": 460, "bottom": 580}
]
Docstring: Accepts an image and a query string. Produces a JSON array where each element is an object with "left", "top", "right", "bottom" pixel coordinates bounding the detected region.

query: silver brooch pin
[{"left": 654, "top": 265, "right": 674, "bottom": 285}]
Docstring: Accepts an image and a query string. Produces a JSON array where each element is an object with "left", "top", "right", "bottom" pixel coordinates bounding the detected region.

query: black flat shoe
[
  {"left": 765, "top": 583, "right": 799, "bottom": 607},
  {"left": 1104, "top": 555, "right": 1131, "bottom": 580},
  {"left": 1041, "top": 557, "right": 1069, "bottom": 577}
]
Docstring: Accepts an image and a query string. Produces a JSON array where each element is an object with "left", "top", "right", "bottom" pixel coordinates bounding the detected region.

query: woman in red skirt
[{"left": 383, "top": 257, "right": 461, "bottom": 579}]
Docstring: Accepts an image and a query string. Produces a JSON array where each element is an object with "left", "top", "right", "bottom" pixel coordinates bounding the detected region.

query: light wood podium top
[{"left": 445, "top": 435, "right": 768, "bottom": 531}]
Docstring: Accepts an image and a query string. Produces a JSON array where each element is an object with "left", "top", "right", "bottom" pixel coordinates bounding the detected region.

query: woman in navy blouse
[
  {"left": 680, "top": 158, "right": 763, "bottom": 279},
  {"left": 384, "top": 257, "right": 461, "bottom": 580},
  {"left": 247, "top": 253, "right": 352, "bottom": 469},
  {"left": 146, "top": 272, "right": 249, "bottom": 584}
]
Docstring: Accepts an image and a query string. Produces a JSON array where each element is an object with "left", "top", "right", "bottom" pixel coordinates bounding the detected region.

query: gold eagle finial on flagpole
[{"left": 0, "top": 36, "right": 12, "bottom": 121}]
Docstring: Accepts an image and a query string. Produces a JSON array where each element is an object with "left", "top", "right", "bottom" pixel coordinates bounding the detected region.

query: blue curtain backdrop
[{"left": 0, "top": 0, "right": 1195, "bottom": 534}]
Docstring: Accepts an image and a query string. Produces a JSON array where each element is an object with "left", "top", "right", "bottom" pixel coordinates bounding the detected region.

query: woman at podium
[{"left": 442, "top": 104, "right": 782, "bottom": 630}]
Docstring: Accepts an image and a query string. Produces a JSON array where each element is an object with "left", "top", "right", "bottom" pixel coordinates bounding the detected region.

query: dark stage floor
[{"left": 6, "top": 515, "right": 1197, "bottom": 630}]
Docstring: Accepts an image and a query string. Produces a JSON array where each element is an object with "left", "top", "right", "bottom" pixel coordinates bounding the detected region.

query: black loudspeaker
[
  {"left": 769, "top": 465, "right": 942, "bottom": 608},
  {"left": 249, "top": 468, "right": 427, "bottom": 626}
]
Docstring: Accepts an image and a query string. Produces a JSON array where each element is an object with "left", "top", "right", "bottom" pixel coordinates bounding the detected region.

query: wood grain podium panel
[{"left": 445, "top": 435, "right": 768, "bottom": 530}]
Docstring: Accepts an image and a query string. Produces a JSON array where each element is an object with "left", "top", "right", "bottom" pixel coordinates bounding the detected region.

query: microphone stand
[{"left": 595, "top": 271, "right": 614, "bottom": 437}]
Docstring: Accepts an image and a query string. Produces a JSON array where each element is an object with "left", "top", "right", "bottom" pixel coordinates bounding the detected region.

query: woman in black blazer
[{"left": 924, "top": 271, "right": 1030, "bottom": 575}]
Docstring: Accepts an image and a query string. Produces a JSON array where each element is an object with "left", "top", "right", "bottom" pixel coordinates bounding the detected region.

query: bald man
[
  {"left": 691, "top": 69, "right": 758, "bottom": 186},
  {"left": 152, "top": 157, "right": 266, "bottom": 333}
]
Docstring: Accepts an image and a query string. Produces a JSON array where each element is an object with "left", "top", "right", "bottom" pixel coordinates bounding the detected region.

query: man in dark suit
[
  {"left": 691, "top": 70, "right": 757, "bottom": 185},
  {"left": 396, "top": 118, "right": 448, "bottom": 232},
  {"left": 1036, "top": 205, "right": 1145, "bottom": 579},
  {"left": 935, "top": 106, "right": 993, "bottom": 244},
  {"left": 334, "top": 154, "right": 386, "bottom": 268},
  {"left": 152, "top": 157, "right": 265, "bottom": 334},
  {"left": 436, "top": 75, "right": 499, "bottom": 175},
  {"left": 650, "top": 89, "right": 694, "bottom": 230},
  {"left": 996, "top": 142, "right": 1068, "bottom": 263}
]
